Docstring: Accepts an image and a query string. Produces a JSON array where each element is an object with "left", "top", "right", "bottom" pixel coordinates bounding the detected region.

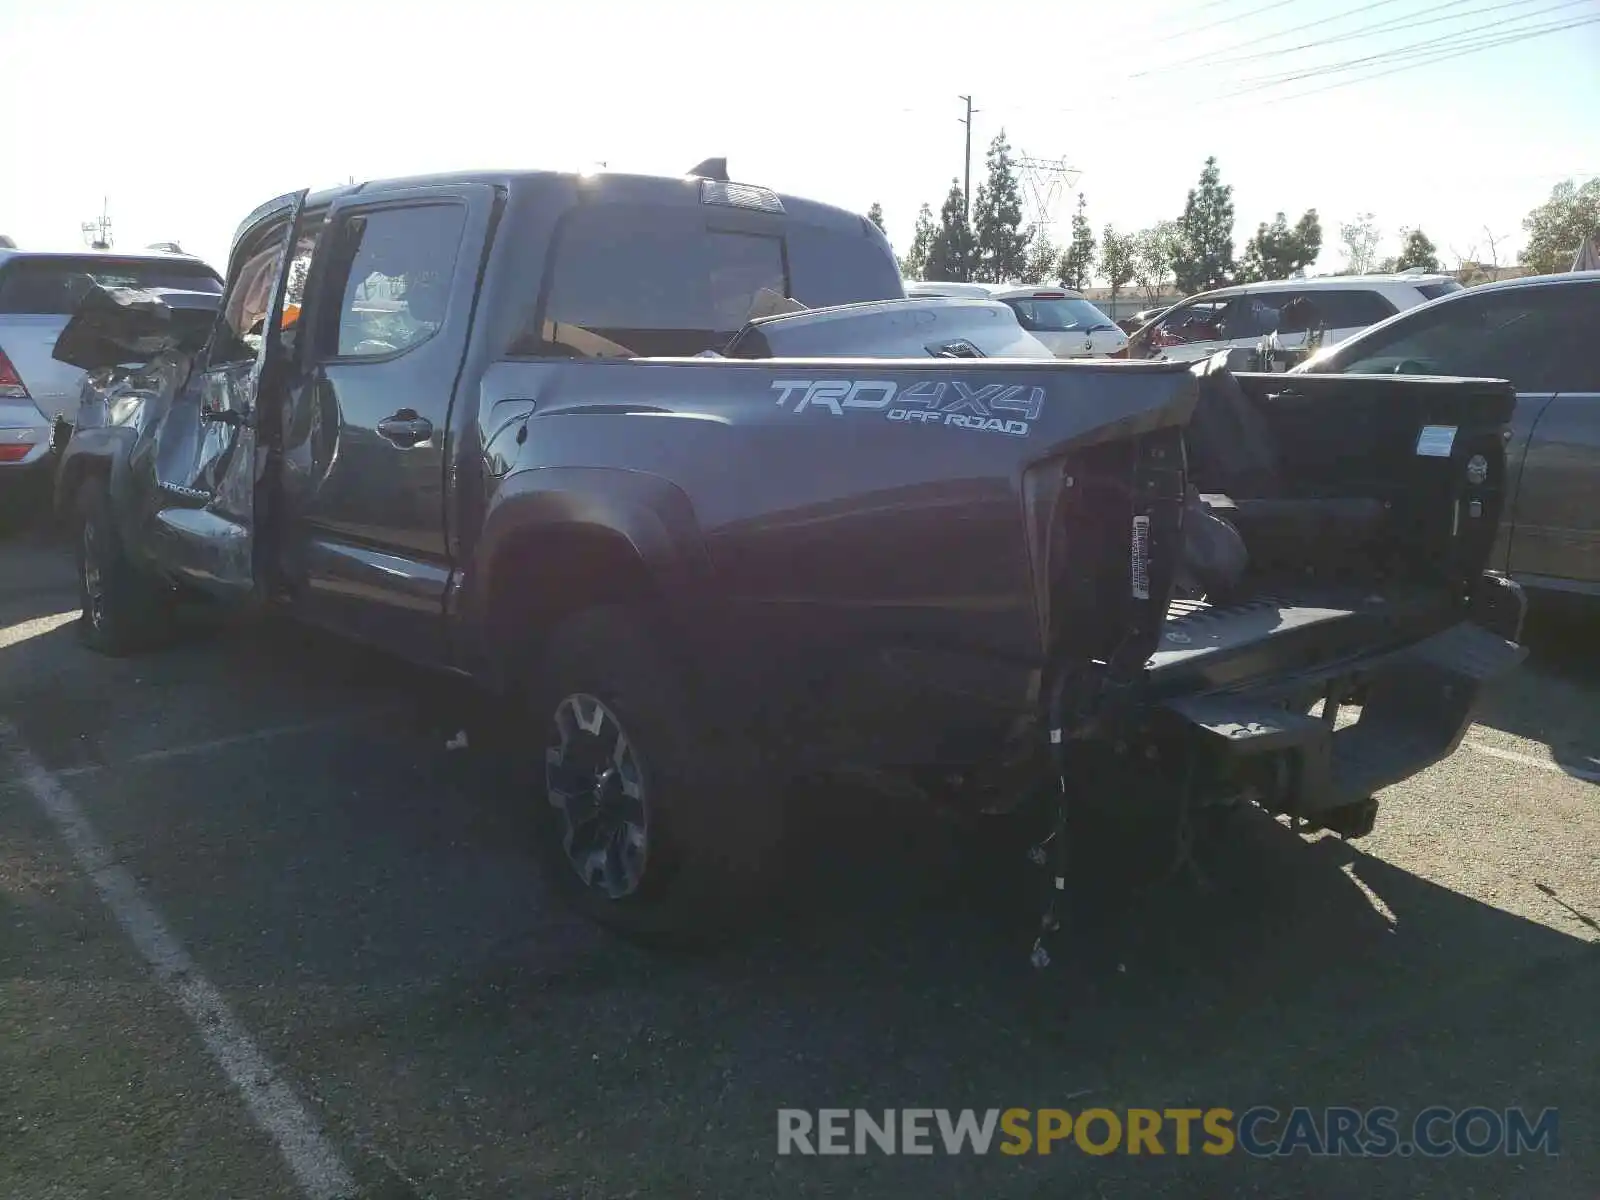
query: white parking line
[
  {"left": 0, "top": 720, "right": 358, "bottom": 1200},
  {"left": 0, "top": 610, "right": 79, "bottom": 650},
  {"left": 1462, "top": 737, "right": 1600, "bottom": 784}
]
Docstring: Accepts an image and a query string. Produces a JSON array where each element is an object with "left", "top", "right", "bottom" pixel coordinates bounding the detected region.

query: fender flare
[
  {"left": 458, "top": 466, "right": 713, "bottom": 687},
  {"left": 53, "top": 425, "right": 135, "bottom": 530}
]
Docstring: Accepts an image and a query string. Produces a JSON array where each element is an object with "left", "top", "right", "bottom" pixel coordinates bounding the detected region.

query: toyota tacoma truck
[{"left": 52, "top": 163, "right": 1528, "bottom": 951}]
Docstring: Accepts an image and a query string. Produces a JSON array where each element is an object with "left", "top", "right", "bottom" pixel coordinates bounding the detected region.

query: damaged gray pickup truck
[{"left": 53, "top": 164, "right": 1528, "bottom": 956}]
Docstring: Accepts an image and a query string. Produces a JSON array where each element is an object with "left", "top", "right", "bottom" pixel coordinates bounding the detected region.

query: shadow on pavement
[{"left": 1472, "top": 595, "right": 1600, "bottom": 783}]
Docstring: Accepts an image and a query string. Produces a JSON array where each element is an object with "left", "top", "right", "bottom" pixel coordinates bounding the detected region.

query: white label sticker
[
  {"left": 1416, "top": 425, "right": 1458, "bottom": 457},
  {"left": 1131, "top": 514, "right": 1151, "bottom": 600}
]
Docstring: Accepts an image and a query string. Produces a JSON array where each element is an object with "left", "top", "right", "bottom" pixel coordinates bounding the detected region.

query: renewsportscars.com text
[{"left": 776, "top": 1106, "right": 1560, "bottom": 1158}]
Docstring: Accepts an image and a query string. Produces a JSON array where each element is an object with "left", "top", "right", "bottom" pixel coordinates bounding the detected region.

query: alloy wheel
[
  {"left": 81, "top": 520, "right": 106, "bottom": 630},
  {"left": 544, "top": 693, "right": 651, "bottom": 899}
]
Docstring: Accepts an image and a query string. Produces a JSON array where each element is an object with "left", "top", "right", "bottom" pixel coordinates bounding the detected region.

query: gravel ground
[{"left": 1, "top": 531, "right": 1595, "bottom": 1199}]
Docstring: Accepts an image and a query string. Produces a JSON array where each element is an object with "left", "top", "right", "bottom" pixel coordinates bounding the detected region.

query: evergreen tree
[
  {"left": 926, "top": 180, "right": 975, "bottom": 282},
  {"left": 1172, "top": 157, "right": 1235, "bottom": 293},
  {"left": 971, "top": 131, "right": 1028, "bottom": 283},
  {"left": 1060, "top": 193, "right": 1097, "bottom": 290},
  {"left": 900, "top": 202, "right": 936, "bottom": 280}
]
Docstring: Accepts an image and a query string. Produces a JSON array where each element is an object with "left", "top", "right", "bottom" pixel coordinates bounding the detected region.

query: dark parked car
[
  {"left": 53, "top": 165, "right": 1525, "bottom": 951},
  {"left": 1295, "top": 271, "right": 1600, "bottom": 600}
]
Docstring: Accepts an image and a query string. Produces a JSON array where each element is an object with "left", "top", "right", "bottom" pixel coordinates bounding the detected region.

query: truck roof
[{"left": 300, "top": 168, "right": 877, "bottom": 238}]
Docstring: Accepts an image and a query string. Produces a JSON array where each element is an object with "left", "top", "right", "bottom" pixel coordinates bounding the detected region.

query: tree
[
  {"left": 1521, "top": 178, "right": 1600, "bottom": 275},
  {"left": 1172, "top": 157, "right": 1235, "bottom": 294},
  {"left": 1395, "top": 227, "right": 1441, "bottom": 272},
  {"left": 1060, "top": 193, "right": 1097, "bottom": 290},
  {"left": 1100, "top": 225, "right": 1136, "bottom": 307},
  {"left": 900, "top": 202, "right": 936, "bottom": 280},
  {"left": 1132, "top": 221, "right": 1182, "bottom": 304},
  {"left": 971, "top": 131, "right": 1028, "bottom": 283},
  {"left": 866, "top": 202, "right": 887, "bottom": 235},
  {"left": 925, "top": 180, "right": 975, "bottom": 282},
  {"left": 1339, "top": 213, "right": 1381, "bottom": 274},
  {"left": 1024, "top": 227, "right": 1059, "bottom": 284},
  {"left": 1238, "top": 209, "right": 1322, "bottom": 282}
]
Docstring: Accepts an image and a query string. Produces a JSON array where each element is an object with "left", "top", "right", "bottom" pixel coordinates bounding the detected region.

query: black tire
[
  {"left": 75, "top": 476, "right": 173, "bottom": 655},
  {"left": 527, "top": 604, "right": 783, "bottom": 944}
]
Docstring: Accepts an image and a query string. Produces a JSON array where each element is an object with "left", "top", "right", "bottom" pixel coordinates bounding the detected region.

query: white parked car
[
  {"left": 1125, "top": 270, "right": 1463, "bottom": 362},
  {"left": 904, "top": 281, "right": 1128, "bottom": 358}
]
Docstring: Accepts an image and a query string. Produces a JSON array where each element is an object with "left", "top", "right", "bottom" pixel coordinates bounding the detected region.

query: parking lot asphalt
[{"left": 1, "top": 528, "right": 1597, "bottom": 1199}]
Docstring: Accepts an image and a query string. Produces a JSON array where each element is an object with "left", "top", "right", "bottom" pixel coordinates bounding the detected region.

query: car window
[
  {"left": 1313, "top": 289, "right": 1397, "bottom": 329},
  {"left": 520, "top": 204, "right": 789, "bottom": 358},
  {"left": 1328, "top": 285, "right": 1597, "bottom": 392},
  {"left": 1218, "top": 294, "right": 1285, "bottom": 340},
  {"left": 0, "top": 257, "right": 222, "bottom": 314},
  {"left": 1155, "top": 299, "right": 1229, "bottom": 345},
  {"left": 326, "top": 204, "right": 466, "bottom": 359},
  {"left": 209, "top": 217, "right": 295, "bottom": 366},
  {"left": 280, "top": 211, "right": 326, "bottom": 362},
  {"left": 1005, "top": 296, "right": 1115, "bottom": 333},
  {"left": 1546, "top": 285, "right": 1600, "bottom": 391},
  {"left": 1416, "top": 281, "right": 1463, "bottom": 301}
]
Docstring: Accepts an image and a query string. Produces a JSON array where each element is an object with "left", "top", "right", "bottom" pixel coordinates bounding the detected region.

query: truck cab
[{"left": 57, "top": 168, "right": 905, "bottom": 665}]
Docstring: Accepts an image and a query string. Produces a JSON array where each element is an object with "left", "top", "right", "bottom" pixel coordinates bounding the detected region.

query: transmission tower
[
  {"left": 80, "top": 197, "right": 113, "bottom": 250},
  {"left": 1015, "top": 156, "right": 1081, "bottom": 234}
]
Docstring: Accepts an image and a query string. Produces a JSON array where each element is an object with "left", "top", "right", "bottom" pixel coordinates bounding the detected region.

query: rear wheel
[
  {"left": 529, "top": 604, "right": 783, "bottom": 943},
  {"left": 75, "top": 476, "right": 173, "bottom": 655}
]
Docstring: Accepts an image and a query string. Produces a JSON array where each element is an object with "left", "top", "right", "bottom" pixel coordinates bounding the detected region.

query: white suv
[
  {"left": 1126, "top": 271, "right": 1463, "bottom": 362},
  {"left": 905, "top": 281, "right": 1128, "bottom": 358}
]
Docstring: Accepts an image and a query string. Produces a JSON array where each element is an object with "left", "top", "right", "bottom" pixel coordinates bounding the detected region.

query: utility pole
[
  {"left": 958, "top": 95, "right": 979, "bottom": 221},
  {"left": 80, "top": 197, "right": 113, "bottom": 250}
]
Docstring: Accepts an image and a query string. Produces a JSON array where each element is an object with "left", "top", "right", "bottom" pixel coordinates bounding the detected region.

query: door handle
[{"left": 376, "top": 410, "right": 434, "bottom": 447}]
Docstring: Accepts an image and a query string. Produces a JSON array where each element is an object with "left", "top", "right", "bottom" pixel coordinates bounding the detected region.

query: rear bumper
[{"left": 1162, "top": 578, "right": 1526, "bottom": 823}]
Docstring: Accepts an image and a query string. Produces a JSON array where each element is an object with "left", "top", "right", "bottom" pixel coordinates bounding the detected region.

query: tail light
[
  {"left": 1108, "top": 346, "right": 1129, "bottom": 359},
  {"left": 0, "top": 345, "right": 30, "bottom": 400},
  {"left": 0, "top": 444, "right": 32, "bottom": 462}
]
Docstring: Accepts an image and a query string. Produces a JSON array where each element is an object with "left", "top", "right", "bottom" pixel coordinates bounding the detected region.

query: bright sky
[{"left": 2, "top": 0, "right": 1596, "bottom": 277}]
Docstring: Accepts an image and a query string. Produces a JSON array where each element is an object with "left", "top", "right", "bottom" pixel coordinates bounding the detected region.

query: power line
[
  {"left": 1131, "top": 0, "right": 1422, "bottom": 77},
  {"left": 1229, "top": 12, "right": 1599, "bottom": 101},
  {"left": 1226, "top": 3, "right": 1594, "bottom": 91},
  {"left": 1144, "top": 0, "right": 1300, "bottom": 47},
  {"left": 1204, "top": 0, "right": 1539, "bottom": 69}
]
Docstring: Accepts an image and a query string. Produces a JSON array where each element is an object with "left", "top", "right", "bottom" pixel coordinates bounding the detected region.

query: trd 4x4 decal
[{"left": 770, "top": 379, "right": 1044, "bottom": 438}]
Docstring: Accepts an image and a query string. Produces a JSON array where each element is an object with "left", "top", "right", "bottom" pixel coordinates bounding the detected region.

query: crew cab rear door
[
  {"left": 147, "top": 190, "right": 308, "bottom": 597},
  {"left": 283, "top": 182, "right": 495, "bottom": 665}
]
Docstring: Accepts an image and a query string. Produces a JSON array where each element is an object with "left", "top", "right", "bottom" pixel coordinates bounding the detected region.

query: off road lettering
[
  {"left": 770, "top": 379, "right": 900, "bottom": 413},
  {"left": 772, "top": 377, "right": 1034, "bottom": 437}
]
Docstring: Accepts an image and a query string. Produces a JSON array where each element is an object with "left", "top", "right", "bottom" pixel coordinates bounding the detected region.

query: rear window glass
[
  {"left": 0, "top": 257, "right": 222, "bottom": 314},
  {"left": 1004, "top": 296, "right": 1115, "bottom": 332},
  {"left": 519, "top": 206, "right": 787, "bottom": 358},
  {"left": 784, "top": 221, "right": 902, "bottom": 310},
  {"left": 514, "top": 203, "right": 902, "bottom": 358},
  {"left": 1417, "top": 281, "right": 1464, "bottom": 300}
]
